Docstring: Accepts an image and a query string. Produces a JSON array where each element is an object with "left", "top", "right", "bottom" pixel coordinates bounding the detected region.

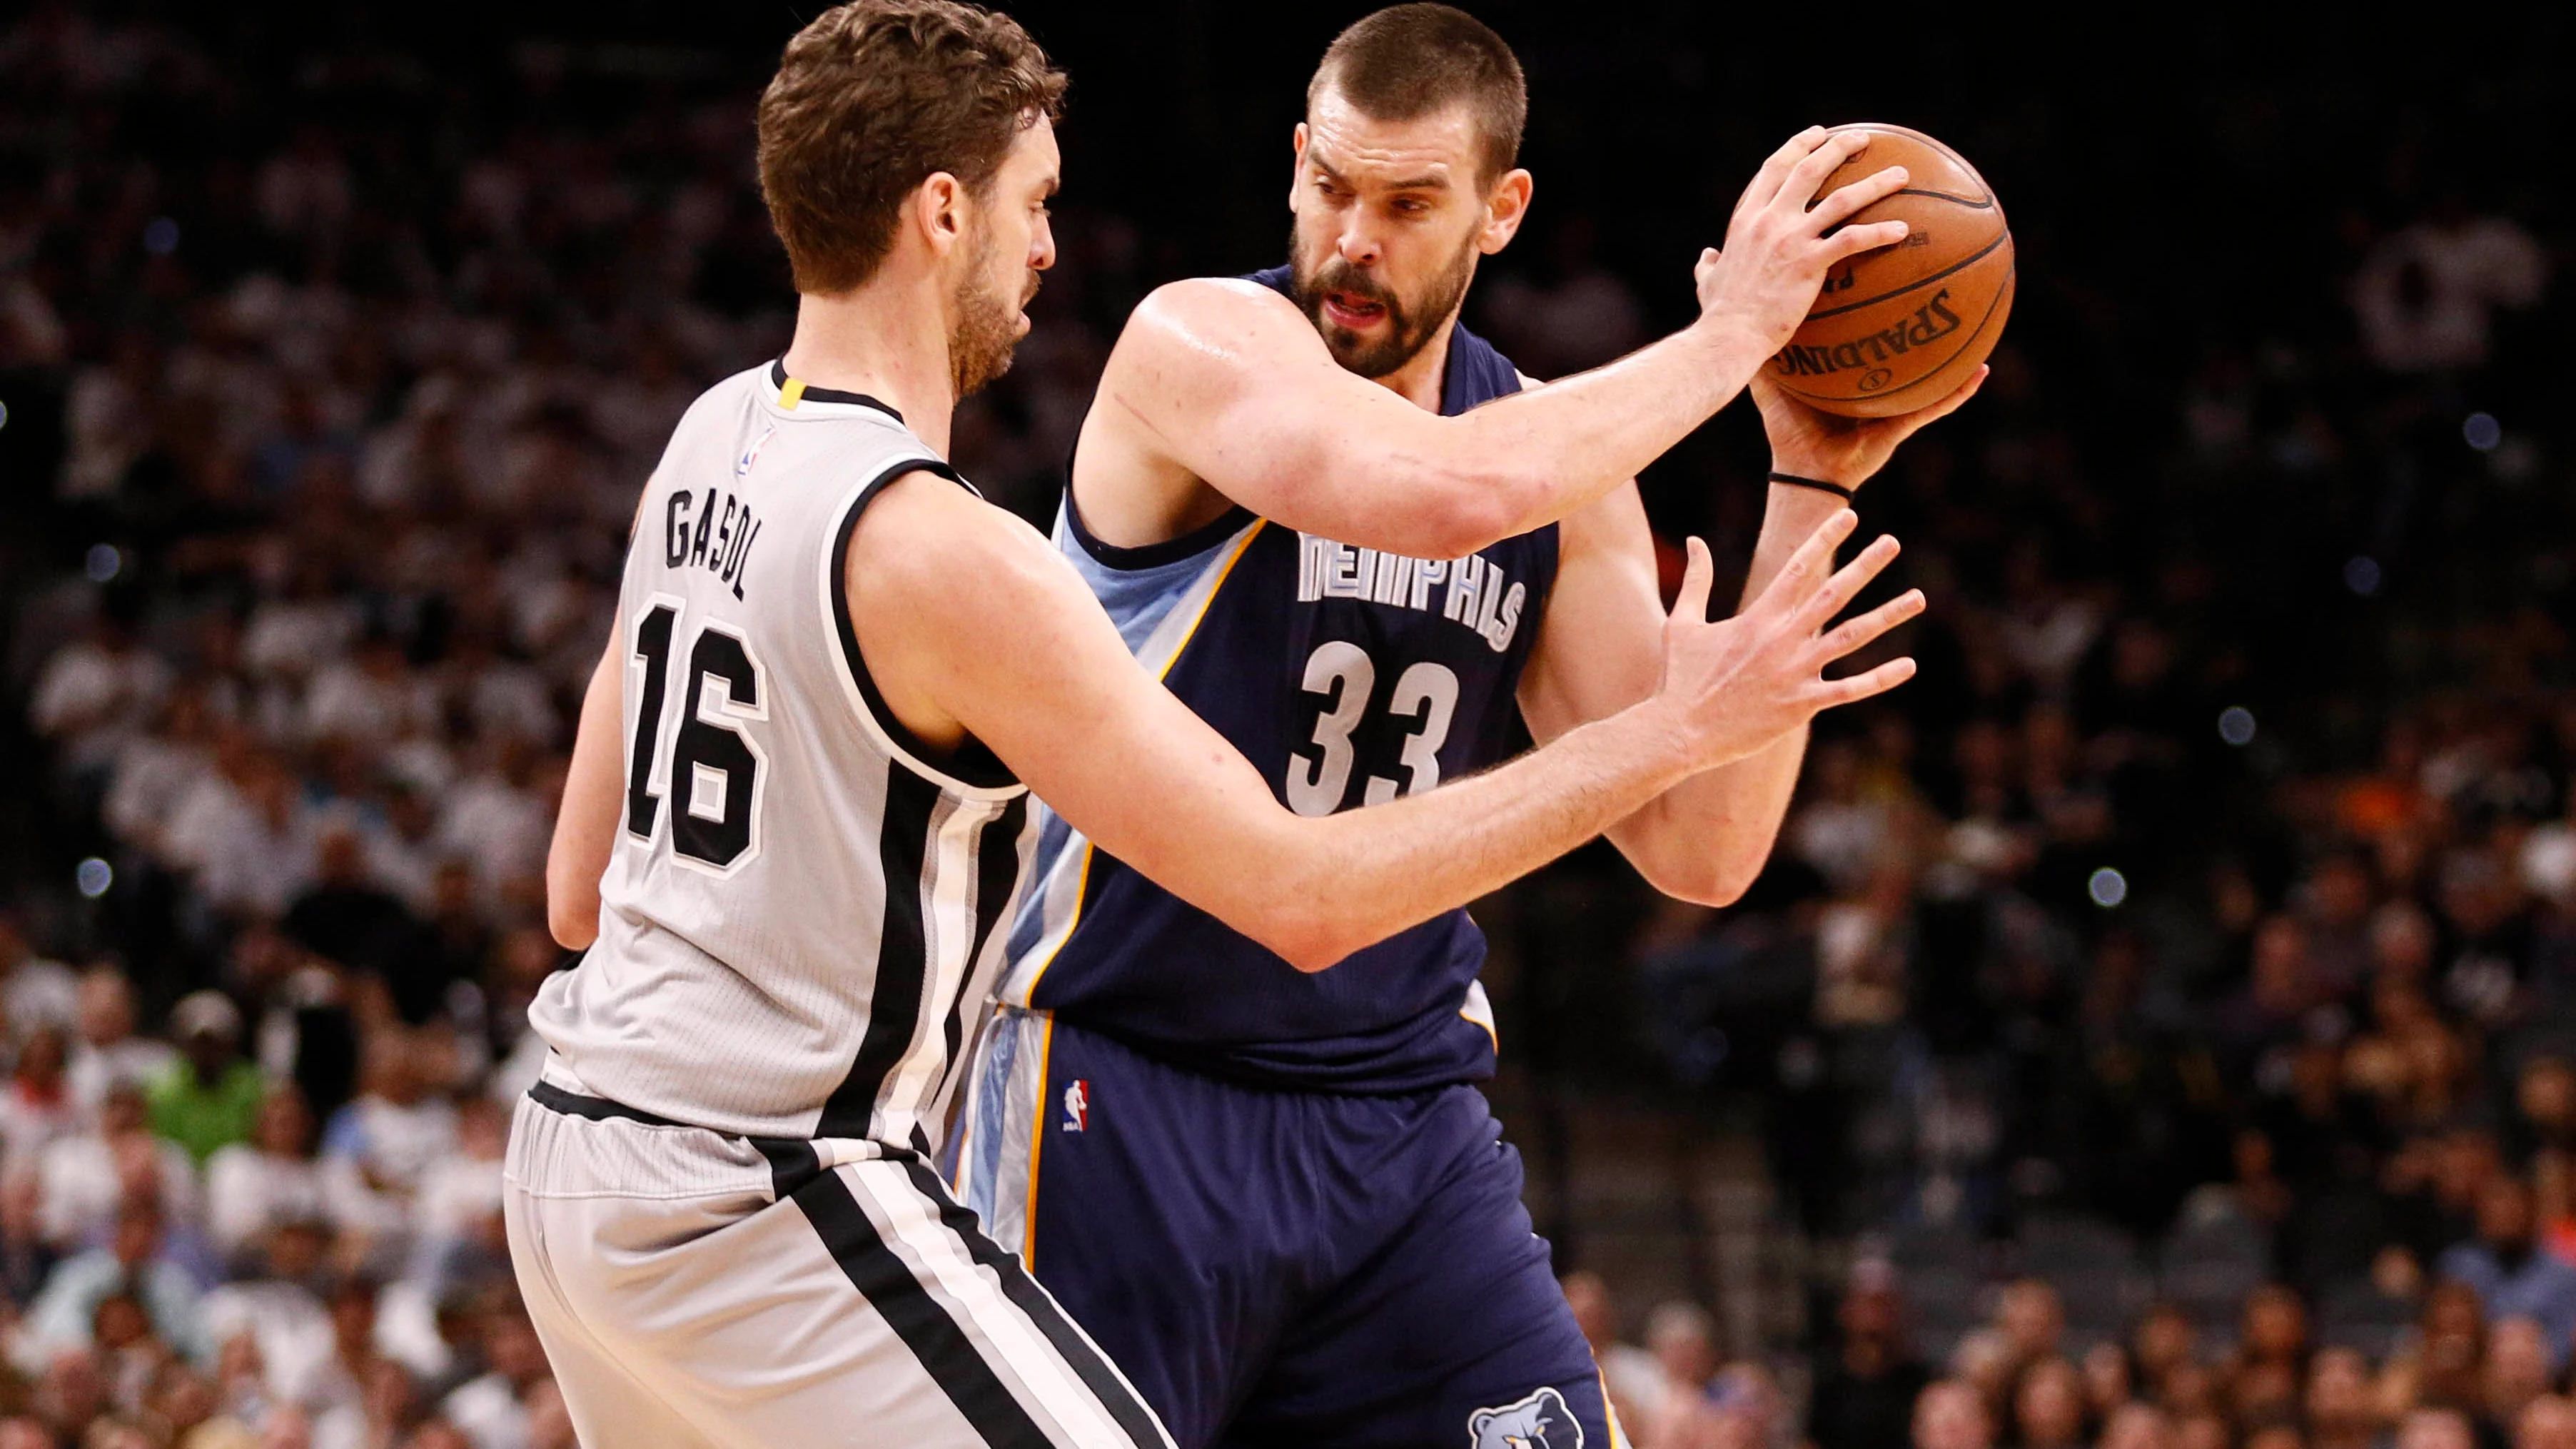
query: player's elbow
[
  {"left": 1408, "top": 465, "right": 1529, "bottom": 561},
  {"left": 1239, "top": 902, "right": 1357, "bottom": 974},
  {"left": 547, "top": 889, "right": 599, "bottom": 951},
  {"left": 1641, "top": 850, "right": 1759, "bottom": 910}
]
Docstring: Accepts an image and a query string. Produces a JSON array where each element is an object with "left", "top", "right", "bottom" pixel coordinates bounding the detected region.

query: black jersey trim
[
  {"left": 890, "top": 1153, "right": 1169, "bottom": 1449},
  {"left": 1062, "top": 485, "right": 1257, "bottom": 572},
  {"left": 818, "top": 765, "right": 941, "bottom": 1139},
  {"left": 525, "top": 1081, "right": 685, "bottom": 1129},
  {"left": 770, "top": 359, "right": 905, "bottom": 420},
  {"left": 771, "top": 1145, "right": 1061, "bottom": 1449},
  {"left": 829, "top": 459, "right": 1019, "bottom": 791}
]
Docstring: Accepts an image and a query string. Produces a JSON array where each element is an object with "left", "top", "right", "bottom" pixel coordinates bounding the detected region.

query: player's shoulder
[
  {"left": 846, "top": 468, "right": 1054, "bottom": 593},
  {"left": 1125, "top": 276, "right": 1308, "bottom": 348}
]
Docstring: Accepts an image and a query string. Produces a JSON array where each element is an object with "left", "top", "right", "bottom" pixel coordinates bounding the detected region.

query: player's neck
[
  {"left": 780, "top": 278, "right": 958, "bottom": 455},
  {"left": 1369, "top": 308, "right": 1460, "bottom": 413}
]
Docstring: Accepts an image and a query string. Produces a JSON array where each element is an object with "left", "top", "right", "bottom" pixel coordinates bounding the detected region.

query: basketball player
[
  {"left": 514, "top": 4, "right": 1926, "bottom": 1446},
  {"left": 951, "top": 8, "right": 1986, "bottom": 1448}
]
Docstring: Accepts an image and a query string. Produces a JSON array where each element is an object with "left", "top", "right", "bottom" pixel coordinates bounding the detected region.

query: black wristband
[{"left": 1768, "top": 470, "right": 1856, "bottom": 501}]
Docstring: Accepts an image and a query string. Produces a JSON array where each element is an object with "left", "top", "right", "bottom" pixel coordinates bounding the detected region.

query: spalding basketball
[{"left": 1770, "top": 123, "right": 2014, "bottom": 418}]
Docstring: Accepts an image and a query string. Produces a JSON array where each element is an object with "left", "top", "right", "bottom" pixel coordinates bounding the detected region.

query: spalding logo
[{"left": 1467, "top": 1385, "right": 1582, "bottom": 1449}]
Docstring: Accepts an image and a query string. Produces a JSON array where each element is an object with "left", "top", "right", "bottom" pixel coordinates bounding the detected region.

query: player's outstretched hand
[
  {"left": 1694, "top": 127, "right": 1913, "bottom": 356},
  {"left": 1654, "top": 510, "right": 1922, "bottom": 770},
  {"left": 1752, "top": 364, "right": 1988, "bottom": 493}
]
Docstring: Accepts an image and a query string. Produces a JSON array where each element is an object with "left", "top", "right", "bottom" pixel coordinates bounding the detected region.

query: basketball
[{"left": 1769, "top": 122, "right": 2015, "bottom": 418}]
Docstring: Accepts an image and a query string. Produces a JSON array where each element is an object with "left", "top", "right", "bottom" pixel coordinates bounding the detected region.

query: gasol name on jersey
[
  {"left": 1293, "top": 532, "right": 1527, "bottom": 654},
  {"left": 662, "top": 486, "right": 765, "bottom": 602}
]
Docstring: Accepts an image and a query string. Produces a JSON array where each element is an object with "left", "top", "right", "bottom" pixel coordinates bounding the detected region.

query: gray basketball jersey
[{"left": 530, "top": 361, "right": 1034, "bottom": 1148}]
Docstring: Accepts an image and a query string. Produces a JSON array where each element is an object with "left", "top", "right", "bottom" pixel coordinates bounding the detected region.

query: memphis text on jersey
[
  {"left": 664, "top": 487, "right": 764, "bottom": 601},
  {"left": 1295, "top": 532, "right": 1527, "bottom": 654}
]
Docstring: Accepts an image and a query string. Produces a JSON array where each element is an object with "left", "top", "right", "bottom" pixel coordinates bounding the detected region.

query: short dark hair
[
  {"left": 757, "top": 0, "right": 1067, "bottom": 296},
  {"left": 1307, "top": 4, "right": 1526, "bottom": 186}
]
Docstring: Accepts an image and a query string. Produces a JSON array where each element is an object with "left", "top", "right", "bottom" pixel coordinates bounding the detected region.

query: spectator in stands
[
  {"left": 1997, "top": 1279, "right": 2066, "bottom": 1377},
  {"left": 1561, "top": 1271, "right": 1660, "bottom": 1434},
  {"left": 0, "top": 1027, "right": 76, "bottom": 1166},
  {"left": 2520, "top": 1396, "right": 2576, "bottom": 1449},
  {"left": 36, "top": 1080, "right": 200, "bottom": 1251},
  {"left": 2098, "top": 1401, "right": 2173, "bottom": 1449},
  {"left": 2398, "top": 1405, "right": 2479, "bottom": 1449},
  {"left": 2014, "top": 1357, "right": 2086, "bottom": 1448},
  {"left": 206, "top": 1087, "right": 328, "bottom": 1268},
  {"left": 2303, "top": 1347, "right": 2380, "bottom": 1449},
  {"left": 66, "top": 964, "right": 173, "bottom": 1109},
  {"left": 0, "top": 918, "right": 76, "bottom": 1034},
  {"left": 1912, "top": 1379, "right": 1993, "bottom": 1449},
  {"left": 148, "top": 992, "right": 266, "bottom": 1167},
  {"left": 2438, "top": 1178, "right": 2576, "bottom": 1367},
  {"left": 319, "top": 1031, "right": 456, "bottom": 1268},
  {"left": 2385, "top": 1282, "right": 2490, "bottom": 1425},
  {"left": 1809, "top": 1263, "right": 1929, "bottom": 1449},
  {"left": 21, "top": 1201, "right": 204, "bottom": 1364},
  {"left": 1632, "top": 1301, "right": 1721, "bottom": 1445},
  {"left": 2484, "top": 1317, "right": 2555, "bottom": 1442},
  {"left": 199, "top": 1218, "right": 339, "bottom": 1415}
]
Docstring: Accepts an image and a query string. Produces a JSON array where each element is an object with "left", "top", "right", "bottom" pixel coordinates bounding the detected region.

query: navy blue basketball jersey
[{"left": 993, "top": 267, "right": 1558, "bottom": 1093}]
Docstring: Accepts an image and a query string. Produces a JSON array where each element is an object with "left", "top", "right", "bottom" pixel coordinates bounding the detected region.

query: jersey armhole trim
[
  {"left": 829, "top": 458, "right": 1024, "bottom": 797},
  {"left": 1061, "top": 483, "right": 1257, "bottom": 573}
]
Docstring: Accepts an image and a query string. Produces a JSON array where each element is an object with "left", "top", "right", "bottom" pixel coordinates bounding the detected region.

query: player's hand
[
  {"left": 1653, "top": 510, "right": 1921, "bottom": 769},
  {"left": 1754, "top": 364, "right": 1987, "bottom": 491},
  {"left": 1694, "top": 128, "right": 1912, "bottom": 355}
]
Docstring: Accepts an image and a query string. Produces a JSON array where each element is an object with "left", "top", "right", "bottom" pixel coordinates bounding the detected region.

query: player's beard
[
  {"left": 1289, "top": 224, "right": 1479, "bottom": 380},
  {"left": 949, "top": 226, "right": 1034, "bottom": 399}
]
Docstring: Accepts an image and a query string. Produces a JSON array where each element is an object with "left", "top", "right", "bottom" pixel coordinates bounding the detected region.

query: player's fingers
[
  {"left": 1791, "top": 533, "right": 1902, "bottom": 634},
  {"left": 1814, "top": 588, "right": 1926, "bottom": 662},
  {"left": 1670, "top": 536, "right": 1716, "bottom": 626},
  {"left": 1812, "top": 656, "right": 1919, "bottom": 709},
  {"left": 1772, "top": 128, "right": 1872, "bottom": 213},
  {"left": 1920, "top": 364, "right": 1989, "bottom": 420},
  {"left": 1806, "top": 165, "right": 1909, "bottom": 231},
  {"left": 1875, "top": 367, "right": 1989, "bottom": 445},
  {"left": 1741, "top": 126, "right": 1832, "bottom": 213},
  {"left": 1754, "top": 509, "right": 1859, "bottom": 613},
  {"left": 1821, "top": 220, "right": 1911, "bottom": 261}
]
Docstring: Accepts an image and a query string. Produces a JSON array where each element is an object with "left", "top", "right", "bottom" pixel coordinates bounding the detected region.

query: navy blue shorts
[{"left": 955, "top": 1009, "right": 1617, "bottom": 1449}]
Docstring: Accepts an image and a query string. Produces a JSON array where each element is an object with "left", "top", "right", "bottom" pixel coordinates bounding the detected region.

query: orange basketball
[{"left": 1769, "top": 123, "right": 2014, "bottom": 418}]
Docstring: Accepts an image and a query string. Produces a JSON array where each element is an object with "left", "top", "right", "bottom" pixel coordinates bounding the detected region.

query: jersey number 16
[{"left": 625, "top": 597, "right": 767, "bottom": 872}]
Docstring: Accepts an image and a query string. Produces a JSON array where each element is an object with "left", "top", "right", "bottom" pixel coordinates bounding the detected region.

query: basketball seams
[
  {"left": 1773, "top": 264, "right": 2016, "bottom": 415},
  {"left": 1804, "top": 230, "right": 2014, "bottom": 323}
]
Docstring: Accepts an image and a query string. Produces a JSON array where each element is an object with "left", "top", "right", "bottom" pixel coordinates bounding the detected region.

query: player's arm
[
  {"left": 1084, "top": 129, "right": 1910, "bottom": 560},
  {"left": 1517, "top": 368, "right": 1984, "bottom": 905},
  {"left": 546, "top": 632, "right": 625, "bottom": 949},
  {"left": 851, "top": 474, "right": 1916, "bottom": 972}
]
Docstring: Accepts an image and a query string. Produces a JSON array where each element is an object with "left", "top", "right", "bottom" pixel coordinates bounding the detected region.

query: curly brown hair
[{"left": 757, "top": 0, "right": 1066, "bottom": 296}]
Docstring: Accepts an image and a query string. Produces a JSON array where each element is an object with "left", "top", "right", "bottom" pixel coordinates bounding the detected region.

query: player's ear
[
  {"left": 1478, "top": 168, "right": 1533, "bottom": 256},
  {"left": 1288, "top": 122, "right": 1310, "bottom": 209},
  {"left": 914, "top": 171, "right": 968, "bottom": 258}
]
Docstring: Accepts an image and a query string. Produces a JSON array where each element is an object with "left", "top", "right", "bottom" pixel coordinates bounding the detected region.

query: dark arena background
[{"left": 4, "top": 2, "right": 2574, "bottom": 1445}]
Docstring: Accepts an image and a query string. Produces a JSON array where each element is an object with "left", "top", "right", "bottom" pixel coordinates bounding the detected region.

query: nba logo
[{"left": 1061, "top": 1080, "right": 1090, "bottom": 1133}]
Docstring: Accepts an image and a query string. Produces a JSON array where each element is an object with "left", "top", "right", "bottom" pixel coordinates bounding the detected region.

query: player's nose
[{"left": 1335, "top": 225, "right": 1380, "bottom": 267}]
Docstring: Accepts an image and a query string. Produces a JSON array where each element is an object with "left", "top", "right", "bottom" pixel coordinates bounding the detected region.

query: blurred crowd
[{"left": 5, "top": 4, "right": 2576, "bottom": 1449}]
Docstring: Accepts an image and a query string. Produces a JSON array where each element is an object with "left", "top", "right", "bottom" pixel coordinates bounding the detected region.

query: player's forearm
[
  {"left": 1372, "top": 320, "right": 1777, "bottom": 557},
  {"left": 546, "top": 645, "right": 624, "bottom": 950},
  {"left": 1610, "top": 483, "right": 1849, "bottom": 903},
  {"left": 1254, "top": 699, "right": 1706, "bottom": 971}
]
